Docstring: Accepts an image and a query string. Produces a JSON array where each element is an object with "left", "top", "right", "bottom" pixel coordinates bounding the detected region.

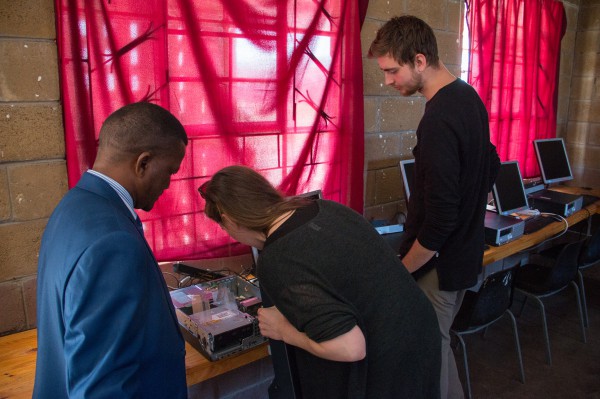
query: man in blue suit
[{"left": 34, "top": 102, "right": 189, "bottom": 398}]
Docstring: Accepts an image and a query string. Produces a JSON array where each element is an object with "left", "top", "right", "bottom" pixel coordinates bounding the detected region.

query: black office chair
[
  {"left": 577, "top": 228, "right": 600, "bottom": 327},
  {"left": 514, "top": 239, "right": 587, "bottom": 366},
  {"left": 451, "top": 267, "right": 525, "bottom": 399}
]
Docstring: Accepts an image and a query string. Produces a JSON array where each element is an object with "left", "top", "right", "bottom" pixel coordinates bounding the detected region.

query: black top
[
  {"left": 259, "top": 200, "right": 441, "bottom": 398},
  {"left": 399, "top": 79, "right": 500, "bottom": 291}
]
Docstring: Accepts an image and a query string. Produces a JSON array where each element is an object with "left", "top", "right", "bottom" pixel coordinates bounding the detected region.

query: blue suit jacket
[{"left": 33, "top": 172, "right": 187, "bottom": 398}]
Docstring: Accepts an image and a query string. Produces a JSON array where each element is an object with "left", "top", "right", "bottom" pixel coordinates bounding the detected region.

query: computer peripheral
[
  {"left": 170, "top": 275, "right": 267, "bottom": 361},
  {"left": 517, "top": 209, "right": 540, "bottom": 217}
]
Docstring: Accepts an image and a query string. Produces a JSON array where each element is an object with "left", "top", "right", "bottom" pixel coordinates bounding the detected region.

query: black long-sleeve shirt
[{"left": 399, "top": 79, "right": 500, "bottom": 291}]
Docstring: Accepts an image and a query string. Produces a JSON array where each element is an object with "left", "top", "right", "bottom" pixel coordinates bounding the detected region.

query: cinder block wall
[
  {"left": 0, "top": 0, "right": 66, "bottom": 335},
  {"left": 565, "top": 0, "right": 600, "bottom": 188},
  {"left": 0, "top": 0, "right": 597, "bottom": 336}
]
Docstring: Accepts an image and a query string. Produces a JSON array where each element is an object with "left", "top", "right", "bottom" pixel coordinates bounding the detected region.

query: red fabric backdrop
[
  {"left": 55, "top": 0, "right": 365, "bottom": 261},
  {"left": 466, "top": 0, "right": 566, "bottom": 178}
]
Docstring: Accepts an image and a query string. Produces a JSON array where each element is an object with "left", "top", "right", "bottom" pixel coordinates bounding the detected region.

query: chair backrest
[
  {"left": 546, "top": 240, "right": 585, "bottom": 291},
  {"left": 579, "top": 228, "right": 600, "bottom": 267},
  {"left": 453, "top": 268, "right": 515, "bottom": 330}
]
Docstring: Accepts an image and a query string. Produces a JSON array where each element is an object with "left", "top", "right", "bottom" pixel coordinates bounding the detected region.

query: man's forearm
[{"left": 401, "top": 238, "right": 437, "bottom": 273}]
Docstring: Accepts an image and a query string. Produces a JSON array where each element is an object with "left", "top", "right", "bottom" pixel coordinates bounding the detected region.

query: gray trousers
[{"left": 417, "top": 268, "right": 466, "bottom": 399}]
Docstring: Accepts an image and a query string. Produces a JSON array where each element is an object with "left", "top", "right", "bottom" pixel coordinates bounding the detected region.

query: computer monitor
[
  {"left": 399, "top": 159, "right": 415, "bottom": 200},
  {"left": 492, "top": 160, "right": 530, "bottom": 216},
  {"left": 533, "top": 138, "right": 574, "bottom": 185}
]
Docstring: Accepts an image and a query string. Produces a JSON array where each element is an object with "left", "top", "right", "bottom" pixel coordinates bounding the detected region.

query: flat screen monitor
[
  {"left": 399, "top": 159, "right": 415, "bottom": 200},
  {"left": 492, "top": 160, "right": 530, "bottom": 216},
  {"left": 533, "top": 138, "right": 574, "bottom": 185}
]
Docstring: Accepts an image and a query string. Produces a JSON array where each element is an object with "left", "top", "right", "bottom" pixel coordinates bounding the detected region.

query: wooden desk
[
  {"left": 0, "top": 328, "right": 269, "bottom": 399},
  {"left": 483, "top": 186, "right": 600, "bottom": 266},
  {"left": 1, "top": 185, "right": 597, "bottom": 398}
]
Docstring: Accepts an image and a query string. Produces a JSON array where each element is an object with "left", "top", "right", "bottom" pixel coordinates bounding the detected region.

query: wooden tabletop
[
  {"left": 483, "top": 186, "right": 600, "bottom": 265},
  {"left": 0, "top": 328, "right": 269, "bottom": 398}
]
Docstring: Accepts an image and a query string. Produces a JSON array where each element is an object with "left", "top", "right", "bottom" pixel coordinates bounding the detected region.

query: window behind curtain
[
  {"left": 55, "top": 0, "right": 365, "bottom": 261},
  {"left": 465, "top": 0, "right": 566, "bottom": 178}
]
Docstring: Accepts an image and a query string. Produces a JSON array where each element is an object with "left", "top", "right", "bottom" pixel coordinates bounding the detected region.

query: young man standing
[{"left": 369, "top": 16, "right": 500, "bottom": 399}]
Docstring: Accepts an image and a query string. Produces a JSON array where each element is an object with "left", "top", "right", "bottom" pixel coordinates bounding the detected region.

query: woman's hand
[
  {"left": 257, "top": 306, "right": 366, "bottom": 362},
  {"left": 257, "top": 306, "right": 290, "bottom": 341}
]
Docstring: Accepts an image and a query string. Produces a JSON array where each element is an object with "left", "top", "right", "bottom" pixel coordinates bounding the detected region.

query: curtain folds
[
  {"left": 466, "top": 0, "right": 566, "bottom": 178},
  {"left": 55, "top": 0, "right": 366, "bottom": 261}
]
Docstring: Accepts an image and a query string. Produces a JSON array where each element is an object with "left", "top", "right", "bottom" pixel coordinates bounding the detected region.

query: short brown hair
[{"left": 368, "top": 15, "right": 439, "bottom": 68}]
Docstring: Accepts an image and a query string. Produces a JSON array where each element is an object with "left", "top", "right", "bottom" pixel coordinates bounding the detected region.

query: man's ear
[
  {"left": 414, "top": 53, "right": 427, "bottom": 72},
  {"left": 134, "top": 152, "right": 152, "bottom": 177}
]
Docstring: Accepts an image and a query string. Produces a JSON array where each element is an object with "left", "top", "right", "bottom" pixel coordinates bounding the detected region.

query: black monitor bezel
[
  {"left": 492, "top": 160, "right": 530, "bottom": 216},
  {"left": 533, "top": 137, "right": 574, "bottom": 185}
]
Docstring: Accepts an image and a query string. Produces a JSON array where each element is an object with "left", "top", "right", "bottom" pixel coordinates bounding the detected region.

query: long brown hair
[{"left": 199, "top": 166, "right": 311, "bottom": 234}]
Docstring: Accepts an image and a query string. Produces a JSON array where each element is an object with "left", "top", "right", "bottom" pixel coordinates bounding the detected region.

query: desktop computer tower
[
  {"left": 484, "top": 211, "right": 525, "bottom": 246},
  {"left": 527, "top": 189, "right": 582, "bottom": 217}
]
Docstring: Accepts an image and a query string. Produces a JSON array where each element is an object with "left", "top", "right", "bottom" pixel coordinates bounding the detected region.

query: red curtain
[
  {"left": 55, "top": 0, "right": 365, "bottom": 261},
  {"left": 466, "top": 0, "right": 566, "bottom": 178}
]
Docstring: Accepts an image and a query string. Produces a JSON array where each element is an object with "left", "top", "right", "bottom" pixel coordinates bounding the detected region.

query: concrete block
[
  {"left": 581, "top": 0, "right": 599, "bottom": 7},
  {"left": 364, "top": 97, "right": 380, "bottom": 133},
  {"left": 557, "top": 121, "right": 568, "bottom": 138},
  {"left": 436, "top": 31, "right": 461, "bottom": 67},
  {"left": 361, "top": 19, "right": 383, "bottom": 59},
  {"left": 568, "top": 142, "right": 600, "bottom": 170},
  {"left": 365, "top": 132, "right": 402, "bottom": 170},
  {"left": 401, "top": 131, "right": 418, "bottom": 154},
  {"left": 560, "top": 30, "right": 576, "bottom": 76},
  {"left": 572, "top": 51, "right": 600, "bottom": 77},
  {"left": 364, "top": 170, "right": 376, "bottom": 207},
  {"left": 22, "top": 276, "right": 37, "bottom": 328},
  {"left": 0, "top": 168, "right": 9, "bottom": 221},
  {"left": 365, "top": 0, "right": 404, "bottom": 22},
  {"left": 447, "top": 1, "right": 464, "bottom": 33},
  {"left": 578, "top": 5, "right": 600, "bottom": 30},
  {"left": 373, "top": 166, "right": 403, "bottom": 205},
  {"left": 0, "top": 219, "right": 46, "bottom": 281},
  {"left": 0, "top": 281, "right": 26, "bottom": 335},
  {"left": 566, "top": 121, "right": 591, "bottom": 145},
  {"left": 380, "top": 96, "right": 425, "bottom": 132},
  {"left": 0, "top": 103, "right": 64, "bottom": 162},
  {"left": 572, "top": 164, "right": 600, "bottom": 189},
  {"left": 569, "top": 76, "right": 595, "bottom": 100},
  {"left": 564, "top": 3, "right": 579, "bottom": 31},
  {"left": 0, "top": 39, "right": 59, "bottom": 101},
  {"left": 363, "top": 60, "right": 399, "bottom": 96},
  {"left": 406, "top": 0, "right": 448, "bottom": 30},
  {"left": 569, "top": 100, "right": 600, "bottom": 123},
  {"left": 557, "top": 92, "right": 570, "bottom": 123},
  {"left": 0, "top": 0, "right": 56, "bottom": 39},
  {"left": 8, "top": 161, "right": 68, "bottom": 221},
  {"left": 574, "top": 30, "right": 600, "bottom": 55}
]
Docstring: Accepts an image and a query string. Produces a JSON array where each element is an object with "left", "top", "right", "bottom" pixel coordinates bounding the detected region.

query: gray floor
[{"left": 462, "top": 265, "right": 600, "bottom": 399}]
